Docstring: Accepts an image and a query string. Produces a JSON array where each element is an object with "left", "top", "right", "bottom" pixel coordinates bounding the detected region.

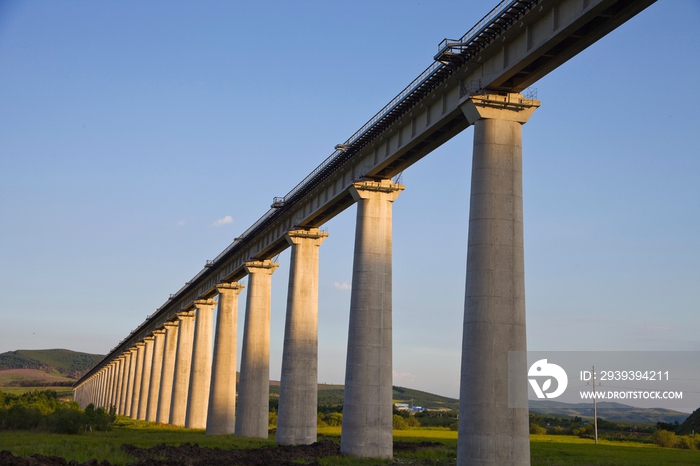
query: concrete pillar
[
  {"left": 341, "top": 180, "right": 403, "bottom": 459},
  {"left": 169, "top": 310, "right": 196, "bottom": 426},
  {"left": 96, "top": 371, "right": 105, "bottom": 408},
  {"left": 129, "top": 341, "right": 146, "bottom": 418},
  {"left": 118, "top": 353, "right": 130, "bottom": 415},
  {"left": 124, "top": 347, "right": 138, "bottom": 417},
  {"left": 206, "top": 282, "right": 244, "bottom": 435},
  {"left": 235, "top": 260, "right": 278, "bottom": 439},
  {"left": 157, "top": 320, "right": 179, "bottom": 424},
  {"left": 457, "top": 93, "right": 538, "bottom": 466},
  {"left": 146, "top": 328, "right": 166, "bottom": 422},
  {"left": 137, "top": 335, "right": 155, "bottom": 420},
  {"left": 105, "top": 363, "right": 116, "bottom": 410},
  {"left": 185, "top": 298, "right": 217, "bottom": 429},
  {"left": 113, "top": 357, "right": 124, "bottom": 412},
  {"left": 276, "top": 228, "right": 328, "bottom": 445}
]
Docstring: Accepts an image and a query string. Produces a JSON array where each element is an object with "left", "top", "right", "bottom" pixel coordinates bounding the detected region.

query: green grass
[
  {"left": 1, "top": 422, "right": 698, "bottom": 466},
  {"left": 530, "top": 434, "right": 700, "bottom": 465}
]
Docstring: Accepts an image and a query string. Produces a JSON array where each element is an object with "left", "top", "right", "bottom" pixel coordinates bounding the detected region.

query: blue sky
[{"left": 1, "top": 0, "right": 698, "bottom": 399}]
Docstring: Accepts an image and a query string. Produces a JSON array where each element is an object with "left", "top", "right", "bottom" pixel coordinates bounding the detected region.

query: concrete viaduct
[{"left": 74, "top": 0, "right": 656, "bottom": 464}]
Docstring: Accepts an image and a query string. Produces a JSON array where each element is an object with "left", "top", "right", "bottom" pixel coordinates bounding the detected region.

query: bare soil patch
[{"left": 0, "top": 440, "right": 444, "bottom": 466}]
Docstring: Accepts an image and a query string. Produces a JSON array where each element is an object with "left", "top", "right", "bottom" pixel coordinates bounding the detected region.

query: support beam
[
  {"left": 169, "top": 310, "right": 196, "bottom": 426},
  {"left": 457, "top": 93, "right": 538, "bottom": 466},
  {"left": 276, "top": 228, "right": 328, "bottom": 445},
  {"left": 341, "top": 180, "right": 403, "bottom": 459},
  {"left": 156, "top": 320, "right": 179, "bottom": 424},
  {"left": 235, "top": 260, "right": 278, "bottom": 438},
  {"left": 185, "top": 298, "right": 217, "bottom": 429},
  {"left": 206, "top": 282, "right": 244, "bottom": 435}
]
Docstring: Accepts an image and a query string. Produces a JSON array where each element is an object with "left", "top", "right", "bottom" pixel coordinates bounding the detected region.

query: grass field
[{"left": 1, "top": 421, "right": 699, "bottom": 465}]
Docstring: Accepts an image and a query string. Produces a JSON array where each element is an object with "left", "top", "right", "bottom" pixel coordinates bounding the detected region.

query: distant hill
[
  {"left": 529, "top": 400, "right": 689, "bottom": 424},
  {"left": 0, "top": 369, "right": 76, "bottom": 387},
  {"left": 0, "top": 349, "right": 103, "bottom": 380},
  {"left": 273, "top": 383, "right": 460, "bottom": 410},
  {"left": 677, "top": 406, "right": 700, "bottom": 435}
]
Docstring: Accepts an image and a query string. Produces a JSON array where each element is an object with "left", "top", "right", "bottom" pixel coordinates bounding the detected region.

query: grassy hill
[
  {"left": 0, "top": 349, "right": 103, "bottom": 380},
  {"left": 0, "top": 369, "right": 76, "bottom": 387}
]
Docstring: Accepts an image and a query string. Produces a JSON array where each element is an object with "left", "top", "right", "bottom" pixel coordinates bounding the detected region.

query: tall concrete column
[
  {"left": 137, "top": 335, "right": 155, "bottom": 420},
  {"left": 169, "top": 310, "right": 196, "bottom": 426},
  {"left": 206, "top": 282, "right": 244, "bottom": 435},
  {"left": 457, "top": 93, "right": 538, "bottom": 466},
  {"left": 157, "top": 320, "right": 179, "bottom": 424},
  {"left": 341, "top": 180, "right": 403, "bottom": 458},
  {"left": 104, "top": 360, "right": 116, "bottom": 411},
  {"left": 235, "top": 260, "right": 278, "bottom": 438},
  {"left": 113, "top": 357, "right": 125, "bottom": 412},
  {"left": 118, "top": 353, "right": 131, "bottom": 415},
  {"left": 146, "top": 328, "right": 166, "bottom": 422},
  {"left": 129, "top": 341, "right": 146, "bottom": 418},
  {"left": 276, "top": 228, "right": 328, "bottom": 445},
  {"left": 185, "top": 298, "right": 217, "bottom": 429},
  {"left": 96, "top": 371, "right": 105, "bottom": 408},
  {"left": 124, "top": 347, "right": 138, "bottom": 417}
]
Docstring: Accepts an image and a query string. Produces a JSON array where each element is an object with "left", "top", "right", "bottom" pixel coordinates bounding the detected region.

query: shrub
[
  {"left": 572, "top": 425, "right": 593, "bottom": 436},
  {"left": 393, "top": 414, "right": 408, "bottom": 430},
  {"left": 326, "top": 413, "right": 342, "bottom": 427},
  {"left": 47, "top": 408, "right": 84, "bottom": 434},
  {"left": 530, "top": 424, "right": 546, "bottom": 435},
  {"left": 676, "top": 435, "right": 696, "bottom": 450},
  {"left": 651, "top": 429, "right": 677, "bottom": 448},
  {"left": 405, "top": 416, "right": 420, "bottom": 427}
]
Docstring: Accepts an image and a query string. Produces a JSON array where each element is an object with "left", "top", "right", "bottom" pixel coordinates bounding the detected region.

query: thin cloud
[
  {"left": 333, "top": 281, "right": 351, "bottom": 290},
  {"left": 212, "top": 215, "right": 233, "bottom": 227},
  {"left": 175, "top": 220, "right": 186, "bottom": 226}
]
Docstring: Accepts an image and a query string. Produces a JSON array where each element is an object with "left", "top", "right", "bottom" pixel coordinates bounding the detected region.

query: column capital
[
  {"left": 135, "top": 341, "right": 146, "bottom": 348},
  {"left": 285, "top": 228, "right": 328, "bottom": 247},
  {"left": 350, "top": 180, "right": 404, "bottom": 202},
  {"left": 193, "top": 298, "right": 217, "bottom": 309},
  {"left": 244, "top": 259, "right": 279, "bottom": 275},
  {"left": 163, "top": 320, "right": 179, "bottom": 328},
  {"left": 152, "top": 327, "right": 167, "bottom": 336},
  {"left": 143, "top": 335, "right": 155, "bottom": 342},
  {"left": 176, "top": 310, "right": 196, "bottom": 320},
  {"left": 216, "top": 281, "right": 245, "bottom": 295},
  {"left": 460, "top": 92, "right": 539, "bottom": 124},
  {"left": 129, "top": 347, "right": 139, "bottom": 354}
]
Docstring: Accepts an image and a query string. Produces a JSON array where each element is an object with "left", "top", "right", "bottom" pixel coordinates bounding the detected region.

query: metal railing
[{"left": 437, "top": 0, "right": 517, "bottom": 55}]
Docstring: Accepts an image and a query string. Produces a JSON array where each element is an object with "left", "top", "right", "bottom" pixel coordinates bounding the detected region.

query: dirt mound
[
  {"left": 121, "top": 440, "right": 340, "bottom": 466},
  {"left": 0, "top": 450, "right": 110, "bottom": 466},
  {"left": 1, "top": 440, "right": 444, "bottom": 466}
]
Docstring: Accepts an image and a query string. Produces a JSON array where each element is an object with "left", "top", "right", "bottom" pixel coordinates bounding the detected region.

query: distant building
[{"left": 394, "top": 403, "right": 410, "bottom": 411}]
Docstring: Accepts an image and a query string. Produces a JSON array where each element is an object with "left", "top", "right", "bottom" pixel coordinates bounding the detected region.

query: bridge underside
[{"left": 75, "top": 0, "right": 657, "bottom": 464}]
